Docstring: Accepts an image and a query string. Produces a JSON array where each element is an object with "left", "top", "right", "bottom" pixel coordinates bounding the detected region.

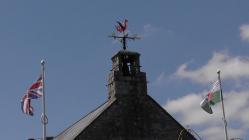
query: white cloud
[
  {"left": 164, "top": 90, "right": 249, "bottom": 140},
  {"left": 200, "top": 126, "right": 245, "bottom": 140},
  {"left": 154, "top": 72, "right": 166, "bottom": 86},
  {"left": 240, "top": 108, "right": 249, "bottom": 128},
  {"left": 240, "top": 24, "right": 249, "bottom": 42},
  {"left": 175, "top": 52, "right": 249, "bottom": 84},
  {"left": 143, "top": 24, "right": 157, "bottom": 33},
  {"left": 164, "top": 91, "right": 221, "bottom": 126},
  {"left": 141, "top": 24, "right": 159, "bottom": 38}
]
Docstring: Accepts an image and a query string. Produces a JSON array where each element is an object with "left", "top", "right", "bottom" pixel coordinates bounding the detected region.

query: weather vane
[{"left": 109, "top": 19, "right": 141, "bottom": 50}]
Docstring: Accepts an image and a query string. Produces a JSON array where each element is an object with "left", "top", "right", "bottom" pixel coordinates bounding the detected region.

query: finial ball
[
  {"left": 41, "top": 59, "right": 45, "bottom": 65},
  {"left": 217, "top": 69, "right": 221, "bottom": 74}
]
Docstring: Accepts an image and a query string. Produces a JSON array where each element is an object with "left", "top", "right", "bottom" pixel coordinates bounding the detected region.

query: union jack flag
[
  {"left": 21, "top": 75, "right": 43, "bottom": 116},
  {"left": 27, "top": 75, "right": 43, "bottom": 99},
  {"left": 21, "top": 94, "right": 34, "bottom": 116}
]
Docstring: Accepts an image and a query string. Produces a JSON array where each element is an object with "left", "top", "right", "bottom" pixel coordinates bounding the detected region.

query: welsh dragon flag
[
  {"left": 200, "top": 79, "right": 222, "bottom": 114},
  {"left": 207, "top": 80, "right": 221, "bottom": 105}
]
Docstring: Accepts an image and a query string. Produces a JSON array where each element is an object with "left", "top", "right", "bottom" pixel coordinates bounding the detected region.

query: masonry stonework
[{"left": 53, "top": 50, "right": 196, "bottom": 140}]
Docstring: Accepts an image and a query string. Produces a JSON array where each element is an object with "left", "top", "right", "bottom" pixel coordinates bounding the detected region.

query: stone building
[{"left": 53, "top": 50, "right": 196, "bottom": 140}]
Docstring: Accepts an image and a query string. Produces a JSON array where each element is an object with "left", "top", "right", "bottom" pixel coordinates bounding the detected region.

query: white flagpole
[
  {"left": 41, "top": 60, "right": 48, "bottom": 140},
  {"left": 217, "top": 69, "right": 228, "bottom": 140}
]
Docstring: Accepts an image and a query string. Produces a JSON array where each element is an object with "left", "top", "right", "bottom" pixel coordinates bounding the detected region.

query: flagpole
[
  {"left": 217, "top": 69, "right": 228, "bottom": 140},
  {"left": 41, "top": 60, "right": 48, "bottom": 140}
]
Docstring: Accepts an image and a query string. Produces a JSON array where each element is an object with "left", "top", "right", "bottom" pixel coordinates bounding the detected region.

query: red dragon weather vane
[
  {"left": 115, "top": 19, "right": 128, "bottom": 33},
  {"left": 109, "top": 19, "right": 140, "bottom": 50}
]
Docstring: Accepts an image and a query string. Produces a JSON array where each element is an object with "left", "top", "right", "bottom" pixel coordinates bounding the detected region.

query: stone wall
[{"left": 74, "top": 95, "right": 196, "bottom": 140}]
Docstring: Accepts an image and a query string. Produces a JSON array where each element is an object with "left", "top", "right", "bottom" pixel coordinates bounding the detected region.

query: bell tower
[
  {"left": 107, "top": 50, "right": 147, "bottom": 99},
  {"left": 52, "top": 20, "right": 197, "bottom": 140}
]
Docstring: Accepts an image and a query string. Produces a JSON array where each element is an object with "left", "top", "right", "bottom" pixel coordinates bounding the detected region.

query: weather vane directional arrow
[{"left": 109, "top": 19, "right": 141, "bottom": 50}]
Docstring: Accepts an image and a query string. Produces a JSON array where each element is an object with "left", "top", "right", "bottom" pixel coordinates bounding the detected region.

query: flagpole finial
[
  {"left": 41, "top": 60, "right": 45, "bottom": 65},
  {"left": 217, "top": 69, "right": 221, "bottom": 74}
]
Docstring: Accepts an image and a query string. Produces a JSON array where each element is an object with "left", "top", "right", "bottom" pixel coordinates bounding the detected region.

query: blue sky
[{"left": 1, "top": 1, "right": 249, "bottom": 139}]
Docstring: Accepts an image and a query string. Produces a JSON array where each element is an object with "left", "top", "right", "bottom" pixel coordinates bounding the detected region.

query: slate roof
[
  {"left": 53, "top": 95, "right": 196, "bottom": 140},
  {"left": 53, "top": 98, "right": 116, "bottom": 140}
]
